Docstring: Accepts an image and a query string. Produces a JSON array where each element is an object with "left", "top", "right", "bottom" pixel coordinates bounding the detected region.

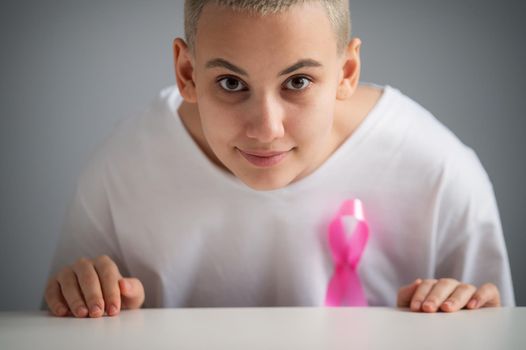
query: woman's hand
[
  {"left": 44, "top": 255, "right": 145, "bottom": 318},
  {"left": 397, "top": 278, "right": 501, "bottom": 312}
]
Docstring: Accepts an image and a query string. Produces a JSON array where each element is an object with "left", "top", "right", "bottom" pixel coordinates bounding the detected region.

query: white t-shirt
[{"left": 46, "top": 83, "right": 516, "bottom": 308}]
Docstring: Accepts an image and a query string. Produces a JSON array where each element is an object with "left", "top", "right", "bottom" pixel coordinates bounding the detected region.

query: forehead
[{"left": 193, "top": 2, "right": 338, "bottom": 71}]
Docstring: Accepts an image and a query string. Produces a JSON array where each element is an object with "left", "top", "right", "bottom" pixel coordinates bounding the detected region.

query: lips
[{"left": 237, "top": 148, "right": 292, "bottom": 167}]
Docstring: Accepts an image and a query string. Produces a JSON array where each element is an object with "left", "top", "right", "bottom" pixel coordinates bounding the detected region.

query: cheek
[
  {"left": 196, "top": 99, "right": 242, "bottom": 149},
  {"left": 287, "top": 100, "right": 335, "bottom": 147}
]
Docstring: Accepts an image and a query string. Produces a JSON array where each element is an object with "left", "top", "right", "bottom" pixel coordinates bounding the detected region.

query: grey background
[{"left": 0, "top": 0, "right": 524, "bottom": 310}]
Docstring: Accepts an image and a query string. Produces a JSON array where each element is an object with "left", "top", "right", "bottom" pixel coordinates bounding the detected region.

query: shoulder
[
  {"left": 107, "top": 85, "right": 181, "bottom": 152},
  {"left": 382, "top": 86, "right": 481, "bottom": 176},
  {"left": 78, "top": 85, "right": 183, "bottom": 183},
  {"left": 369, "top": 85, "right": 495, "bottom": 205},
  {"left": 397, "top": 88, "right": 494, "bottom": 207},
  {"left": 98, "top": 85, "right": 180, "bottom": 157}
]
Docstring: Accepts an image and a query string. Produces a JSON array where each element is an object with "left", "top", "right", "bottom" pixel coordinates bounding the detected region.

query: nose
[{"left": 245, "top": 94, "right": 285, "bottom": 143}]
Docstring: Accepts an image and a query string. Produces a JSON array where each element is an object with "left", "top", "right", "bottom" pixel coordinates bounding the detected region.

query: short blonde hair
[{"left": 184, "top": 0, "right": 351, "bottom": 56}]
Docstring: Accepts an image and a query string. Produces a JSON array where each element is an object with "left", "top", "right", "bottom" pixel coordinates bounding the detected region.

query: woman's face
[{"left": 182, "top": 2, "right": 358, "bottom": 190}]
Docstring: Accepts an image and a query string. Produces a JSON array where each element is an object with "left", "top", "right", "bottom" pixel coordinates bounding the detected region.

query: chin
[{"left": 239, "top": 172, "right": 293, "bottom": 191}]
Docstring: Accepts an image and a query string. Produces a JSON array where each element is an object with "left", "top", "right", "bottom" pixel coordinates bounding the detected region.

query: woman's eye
[
  {"left": 285, "top": 76, "right": 311, "bottom": 91},
  {"left": 218, "top": 77, "right": 246, "bottom": 92}
]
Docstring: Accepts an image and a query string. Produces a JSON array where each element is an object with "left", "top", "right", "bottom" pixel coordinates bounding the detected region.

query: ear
[
  {"left": 336, "top": 38, "right": 362, "bottom": 100},
  {"left": 173, "top": 38, "right": 197, "bottom": 103}
]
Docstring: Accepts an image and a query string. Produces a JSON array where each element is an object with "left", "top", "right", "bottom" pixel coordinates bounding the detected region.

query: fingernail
[
  {"left": 56, "top": 306, "right": 67, "bottom": 315},
  {"left": 411, "top": 301, "right": 421, "bottom": 310},
  {"left": 90, "top": 305, "right": 101, "bottom": 315},
  {"left": 468, "top": 299, "right": 478, "bottom": 308},
  {"left": 76, "top": 306, "right": 88, "bottom": 316},
  {"left": 443, "top": 301, "right": 453, "bottom": 310},
  {"left": 122, "top": 280, "right": 131, "bottom": 292},
  {"left": 108, "top": 305, "right": 119, "bottom": 315},
  {"left": 423, "top": 301, "right": 435, "bottom": 311}
]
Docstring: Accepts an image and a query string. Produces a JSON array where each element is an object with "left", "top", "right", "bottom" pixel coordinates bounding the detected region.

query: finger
[
  {"left": 119, "top": 278, "right": 145, "bottom": 309},
  {"left": 468, "top": 283, "right": 501, "bottom": 309},
  {"left": 397, "top": 279, "right": 422, "bottom": 307},
  {"left": 94, "top": 255, "right": 122, "bottom": 316},
  {"left": 44, "top": 278, "right": 69, "bottom": 317},
  {"left": 409, "top": 279, "right": 437, "bottom": 312},
  {"left": 439, "top": 283, "right": 476, "bottom": 312},
  {"left": 56, "top": 267, "right": 89, "bottom": 318},
  {"left": 422, "top": 278, "right": 460, "bottom": 313},
  {"left": 72, "top": 258, "right": 105, "bottom": 318}
]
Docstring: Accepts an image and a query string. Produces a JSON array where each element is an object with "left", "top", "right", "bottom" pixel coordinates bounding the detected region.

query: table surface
[{"left": 1, "top": 307, "right": 525, "bottom": 349}]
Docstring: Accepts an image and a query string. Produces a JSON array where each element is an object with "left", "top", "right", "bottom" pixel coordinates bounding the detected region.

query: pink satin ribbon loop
[{"left": 325, "top": 199, "right": 370, "bottom": 307}]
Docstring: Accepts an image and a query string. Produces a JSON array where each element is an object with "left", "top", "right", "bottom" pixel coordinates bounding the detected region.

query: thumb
[
  {"left": 119, "top": 277, "right": 145, "bottom": 310},
  {"left": 397, "top": 278, "right": 422, "bottom": 307}
]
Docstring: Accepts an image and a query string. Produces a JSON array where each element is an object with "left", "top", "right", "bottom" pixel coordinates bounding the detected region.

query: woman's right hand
[{"left": 44, "top": 255, "right": 145, "bottom": 318}]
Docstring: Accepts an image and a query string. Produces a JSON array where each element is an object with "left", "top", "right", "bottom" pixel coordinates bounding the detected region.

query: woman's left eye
[{"left": 284, "top": 76, "right": 312, "bottom": 91}]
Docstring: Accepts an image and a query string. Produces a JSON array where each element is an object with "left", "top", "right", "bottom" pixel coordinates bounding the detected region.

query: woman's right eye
[{"left": 217, "top": 77, "right": 247, "bottom": 92}]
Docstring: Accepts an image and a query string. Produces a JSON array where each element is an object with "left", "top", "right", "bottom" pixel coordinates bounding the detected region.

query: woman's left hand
[{"left": 397, "top": 278, "right": 501, "bottom": 312}]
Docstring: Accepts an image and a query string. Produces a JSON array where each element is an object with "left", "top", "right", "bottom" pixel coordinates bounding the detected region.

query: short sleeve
[{"left": 434, "top": 148, "right": 515, "bottom": 306}]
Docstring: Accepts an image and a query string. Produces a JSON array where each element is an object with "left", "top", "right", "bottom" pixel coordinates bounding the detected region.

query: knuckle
[
  {"left": 104, "top": 292, "right": 121, "bottom": 305},
  {"left": 412, "top": 292, "right": 425, "bottom": 300},
  {"left": 426, "top": 296, "right": 439, "bottom": 304},
  {"left": 44, "top": 291, "right": 52, "bottom": 304},
  {"left": 44, "top": 288, "right": 57, "bottom": 302},
  {"left": 80, "top": 273, "right": 100, "bottom": 287},
  {"left": 74, "top": 257, "right": 91, "bottom": 267},
  {"left": 44, "top": 294, "right": 55, "bottom": 309},
  {"left": 94, "top": 255, "right": 120, "bottom": 279},
  {"left": 44, "top": 279, "right": 57, "bottom": 296},
  {"left": 104, "top": 285, "right": 121, "bottom": 300},
  {"left": 457, "top": 284, "right": 476, "bottom": 293},
  {"left": 100, "top": 265, "right": 120, "bottom": 283},
  {"left": 51, "top": 302, "right": 65, "bottom": 312},
  {"left": 472, "top": 289, "right": 483, "bottom": 298},
  {"left": 59, "top": 276, "right": 77, "bottom": 290},
  {"left": 85, "top": 296, "right": 104, "bottom": 308},
  {"left": 70, "top": 299, "right": 86, "bottom": 311},
  {"left": 479, "top": 283, "right": 499, "bottom": 298},
  {"left": 438, "top": 278, "right": 457, "bottom": 285},
  {"left": 96, "top": 255, "right": 111, "bottom": 265},
  {"left": 57, "top": 267, "right": 73, "bottom": 282},
  {"left": 99, "top": 268, "right": 118, "bottom": 280},
  {"left": 482, "top": 282, "right": 497, "bottom": 291},
  {"left": 61, "top": 282, "right": 79, "bottom": 298},
  {"left": 424, "top": 279, "right": 437, "bottom": 284},
  {"left": 63, "top": 283, "right": 79, "bottom": 297}
]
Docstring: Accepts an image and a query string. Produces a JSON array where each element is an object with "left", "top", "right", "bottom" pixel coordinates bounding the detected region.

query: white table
[{"left": 1, "top": 307, "right": 525, "bottom": 349}]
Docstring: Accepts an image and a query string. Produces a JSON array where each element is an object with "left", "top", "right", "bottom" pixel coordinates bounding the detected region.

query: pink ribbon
[{"left": 325, "top": 199, "right": 369, "bottom": 307}]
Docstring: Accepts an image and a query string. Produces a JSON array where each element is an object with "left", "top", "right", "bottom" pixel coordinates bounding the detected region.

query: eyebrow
[
  {"left": 205, "top": 58, "right": 323, "bottom": 77},
  {"left": 279, "top": 59, "right": 323, "bottom": 76}
]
